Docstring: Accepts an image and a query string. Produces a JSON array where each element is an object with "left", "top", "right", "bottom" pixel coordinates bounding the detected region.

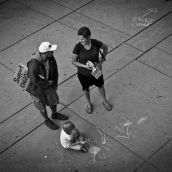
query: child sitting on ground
[{"left": 60, "top": 121, "right": 87, "bottom": 152}]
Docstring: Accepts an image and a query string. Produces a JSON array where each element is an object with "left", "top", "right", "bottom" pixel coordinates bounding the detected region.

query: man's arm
[{"left": 28, "top": 60, "right": 50, "bottom": 88}]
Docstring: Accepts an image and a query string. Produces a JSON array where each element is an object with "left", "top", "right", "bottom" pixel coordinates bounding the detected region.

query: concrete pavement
[{"left": 0, "top": 0, "right": 172, "bottom": 171}]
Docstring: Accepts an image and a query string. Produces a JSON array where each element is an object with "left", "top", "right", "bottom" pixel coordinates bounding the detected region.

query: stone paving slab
[
  {"left": 69, "top": 61, "right": 172, "bottom": 159},
  {"left": 103, "top": 44, "right": 142, "bottom": 79},
  {"left": 52, "top": 0, "right": 93, "bottom": 10},
  {"left": 0, "top": 103, "right": 64, "bottom": 154},
  {"left": 156, "top": 35, "right": 172, "bottom": 54},
  {"left": 0, "top": 64, "right": 31, "bottom": 123},
  {"left": 127, "top": 13, "right": 172, "bottom": 51},
  {"left": 58, "top": 74, "right": 83, "bottom": 106},
  {"left": 138, "top": 47, "right": 172, "bottom": 77},
  {"left": 0, "top": 107, "right": 143, "bottom": 172},
  {"left": 76, "top": 0, "right": 172, "bottom": 36},
  {"left": 58, "top": 44, "right": 142, "bottom": 106},
  {"left": 149, "top": 140, "right": 172, "bottom": 172},
  {"left": 0, "top": 104, "right": 43, "bottom": 153},
  {"left": 0, "top": 0, "right": 53, "bottom": 51},
  {"left": 0, "top": 22, "right": 78, "bottom": 83},
  {"left": 59, "top": 12, "right": 130, "bottom": 50},
  {"left": 16, "top": 0, "right": 72, "bottom": 20}
]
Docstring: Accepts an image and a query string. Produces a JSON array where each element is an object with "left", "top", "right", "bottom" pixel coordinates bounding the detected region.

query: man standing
[{"left": 27, "top": 42, "right": 68, "bottom": 130}]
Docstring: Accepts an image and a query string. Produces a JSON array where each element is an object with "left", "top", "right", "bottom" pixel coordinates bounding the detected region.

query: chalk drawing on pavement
[
  {"left": 137, "top": 117, "right": 148, "bottom": 125},
  {"left": 115, "top": 119, "right": 135, "bottom": 140},
  {"left": 132, "top": 8, "right": 157, "bottom": 27},
  {"left": 114, "top": 116, "right": 148, "bottom": 140},
  {"left": 85, "top": 129, "right": 112, "bottom": 165}
]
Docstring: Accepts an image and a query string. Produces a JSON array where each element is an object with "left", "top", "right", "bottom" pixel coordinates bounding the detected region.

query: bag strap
[{"left": 99, "top": 50, "right": 106, "bottom": 62}]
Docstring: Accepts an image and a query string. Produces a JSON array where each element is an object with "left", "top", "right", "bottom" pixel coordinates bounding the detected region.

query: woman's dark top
[{"left": 73, "top": 39, "right": 102, "bottom": 76}]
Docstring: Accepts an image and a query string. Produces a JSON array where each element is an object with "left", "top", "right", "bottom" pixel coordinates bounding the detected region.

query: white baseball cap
[{"left": 39, "top": 42, "right": 57, "bottom": 53}]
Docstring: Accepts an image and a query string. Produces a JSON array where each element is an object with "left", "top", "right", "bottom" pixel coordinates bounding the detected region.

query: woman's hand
[{"left": 85, "top": 64, "right": 92, "bottom": 70}]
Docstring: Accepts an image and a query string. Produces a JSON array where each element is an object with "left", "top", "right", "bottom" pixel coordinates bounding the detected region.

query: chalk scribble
[
  {"left": 137, "top": 117, "right": 148, "bottom": 125},
  {"left": 132, "top": 8, "right": 157, "bottom": 27}
]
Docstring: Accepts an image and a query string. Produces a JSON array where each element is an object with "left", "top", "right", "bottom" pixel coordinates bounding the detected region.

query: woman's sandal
[
  {"left": 86, "top": 103, "right": 93, "bottom": 114},
  {"left": 103, "top": 101, "right": 112, "bottom": 111}
]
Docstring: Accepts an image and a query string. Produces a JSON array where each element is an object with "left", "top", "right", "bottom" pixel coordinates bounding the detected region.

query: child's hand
[{"left": 79, "top": 141, "right": 86, "bottom": 144}]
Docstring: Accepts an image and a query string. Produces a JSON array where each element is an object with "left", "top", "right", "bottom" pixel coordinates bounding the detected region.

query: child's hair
[{"left": 63, "top": 121, "right": 75, "bottom": 135}]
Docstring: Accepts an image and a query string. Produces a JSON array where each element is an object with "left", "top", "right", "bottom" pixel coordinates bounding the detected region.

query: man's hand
[
  {"left": 48, "top": 80, "right": 54, "bottom": 86},
  {"left": 54, "top": 85, "right": 58, "bottom": 90}
]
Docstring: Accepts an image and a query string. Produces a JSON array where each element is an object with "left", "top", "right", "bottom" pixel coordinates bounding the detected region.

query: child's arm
[{"left": 70, "top": 140, "right": 86, "bottom": 146}]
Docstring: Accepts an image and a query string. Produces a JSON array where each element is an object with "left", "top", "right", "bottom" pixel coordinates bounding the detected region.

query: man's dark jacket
[{"left": 26, "top": 53, "right": 58, "bottom": 98}]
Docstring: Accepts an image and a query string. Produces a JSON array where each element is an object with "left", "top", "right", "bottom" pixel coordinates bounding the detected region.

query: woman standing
[{"left": 72, "top": 26, "right": 112, "bottom": 114}]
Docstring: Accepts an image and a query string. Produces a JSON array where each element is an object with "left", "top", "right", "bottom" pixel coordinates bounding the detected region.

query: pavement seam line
[
  {"left": 145, "top": 139, "right": 172, "bottom": 163},
  {"left": 0, "top": 62, "right": 14, "bottom": 72},
  {"left": 0, "top": 122, "right": 44, "bottom": 155},
  {"left": 0, "top": 102, "right": 33, "bottom": 125},
  {"left": 125, "top": 33, "right": 172, "bottom": 55},
  {"left": 14, "top": 0, "right": 57, "bottom": 21},
  {"left": 134, "top": 32, "right": 172, "bottom": 60},
  {"left": 155, "top": 46, "right": 172, "bottom": 56},
  {"left": 51, "top": 0, "right": 95, "bottom": 12},
  {"left": 137, "top": 60, "right": 172, "bottom": 79},
  {"left": 133, "top": 160, "right": 163, "bottom": 172},
  {"left": 125, "top": 43, "right": 144, "bottom": 52},
  {"left": 0, "top": 20, "right": 56, "bottom": 53},
  {"left": 133, "top": 140, "right": 172, "bottom": 172}
]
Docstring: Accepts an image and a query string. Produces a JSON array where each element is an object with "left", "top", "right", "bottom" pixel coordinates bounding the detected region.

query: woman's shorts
[{"left": 77, "top": 73, "right": 104, "bottom": 91}]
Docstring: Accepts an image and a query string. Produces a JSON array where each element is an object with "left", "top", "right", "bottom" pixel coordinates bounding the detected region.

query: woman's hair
[
  {"left": 77, "top": 26, "right": 91, "bottom": 39},
  {"left": 63, "top": 121, "right": 75, "bottom": 134}
]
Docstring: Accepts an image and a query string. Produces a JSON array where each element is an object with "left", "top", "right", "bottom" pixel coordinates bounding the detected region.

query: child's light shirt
[{"left": 60, "top": 129, "right": 72, "bottom": 148}]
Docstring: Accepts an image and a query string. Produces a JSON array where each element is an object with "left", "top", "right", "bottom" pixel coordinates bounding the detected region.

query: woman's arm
[
  {"left": 94, "top": 43, "right": 108, "bottom": 69},
  {"left": 71, "top": 53, "right": 92, "bottom": 70},
  {"left": 100, "top": 43, "right": 108, "bottom": 61}
]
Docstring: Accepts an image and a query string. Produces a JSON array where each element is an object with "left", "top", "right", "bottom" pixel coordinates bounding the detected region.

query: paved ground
[{"left": 0, "top": 0, "right": 172, "bottom": 171}]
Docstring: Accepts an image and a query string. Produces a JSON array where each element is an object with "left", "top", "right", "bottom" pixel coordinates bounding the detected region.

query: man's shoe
[
  {"left": 51, "top": 112, "right": 69, "bottom": 120},
  {"left": 44, "top": 119, "right": 59, "bottom": 130}
]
